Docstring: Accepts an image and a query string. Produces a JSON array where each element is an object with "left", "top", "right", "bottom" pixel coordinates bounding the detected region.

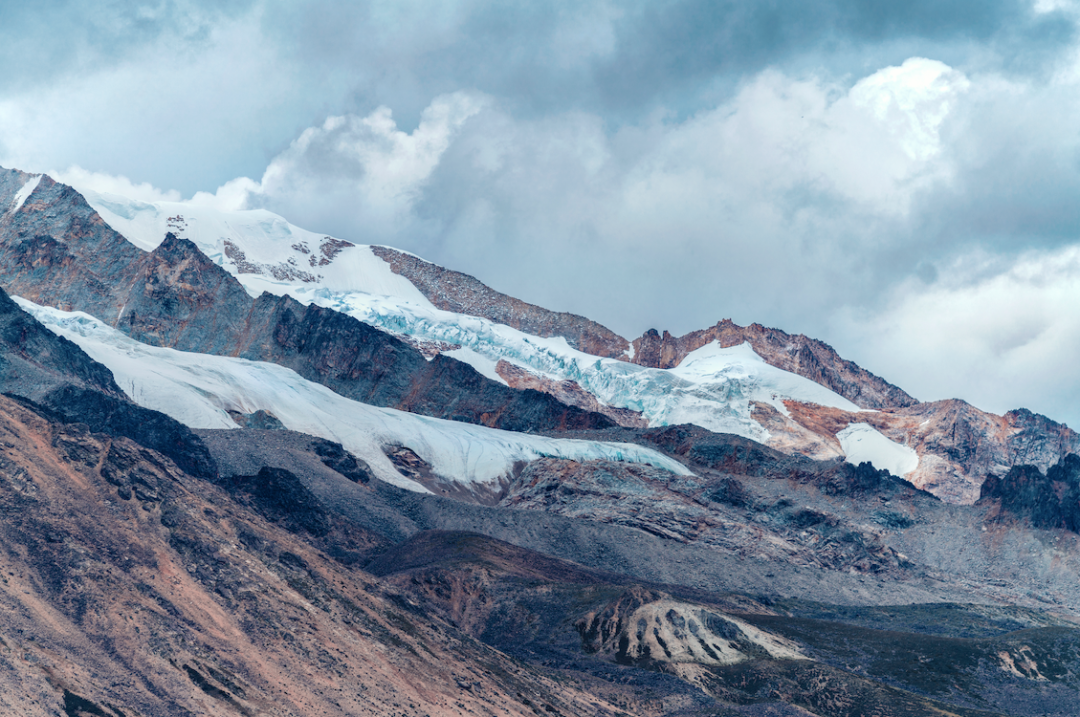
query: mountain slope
[
  {"left": 17, "top": 296, "right": 687, "bottom": 494},
  {"left": 4, "top": 165, "right": 1079, "bottom": 505},
  {"left": 0, "top": 265, "right": 1077, "bottom": 715},
  {"left": 0, "top": 171, "right": 616, "bottom": 434},
  {"left": 0, "top": 394, "right": 634, "bottom": 717}
]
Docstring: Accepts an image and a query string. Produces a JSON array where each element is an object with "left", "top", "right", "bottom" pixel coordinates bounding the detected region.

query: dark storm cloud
[
  {"left": 252, "top": 0, "right": 1078, "bottom": 127},
  {"left": 590, "top": 0, "right": 1075, "bottom": 111}
]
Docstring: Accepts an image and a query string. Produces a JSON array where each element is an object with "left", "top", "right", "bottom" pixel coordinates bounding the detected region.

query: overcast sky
[{"left": 4, "top": 0, "right": 1080, "bottom": 426}]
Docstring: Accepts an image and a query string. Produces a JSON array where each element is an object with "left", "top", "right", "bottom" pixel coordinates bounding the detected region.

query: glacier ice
[{"left": 16, "top": 297, "right": 692, "bottom": 493}]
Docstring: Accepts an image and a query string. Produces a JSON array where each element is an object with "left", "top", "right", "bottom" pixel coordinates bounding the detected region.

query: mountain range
[{"left": 1, "top": 164, "right": 1079, "bottom": 716}]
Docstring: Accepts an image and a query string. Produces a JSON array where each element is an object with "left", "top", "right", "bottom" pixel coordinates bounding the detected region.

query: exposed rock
[
  {"left": 371, "top": 245, "right": 630, "bottom": 358},
  {"left": 980, "top": 453, "right": 1080, "bottom": 531},
  {"left": 496, "top": 359, "right": 648, "bottom": 428},
  {"left": 781, "top": 399, "right": 1080, "bottom": 504},
  {"left": 227, "top": 408, "right": 285, "bottom": 430},
  {"left": 631, "top": 319, "right": 917, "bottom": 410}
]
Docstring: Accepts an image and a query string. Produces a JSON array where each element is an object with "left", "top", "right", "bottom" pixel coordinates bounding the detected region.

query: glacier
[
  {"left": 16, "top": 297, "right": 693, "bottom": 493},
  {"left": 78, "top": 189, "right": 908, "bottom": 472}
]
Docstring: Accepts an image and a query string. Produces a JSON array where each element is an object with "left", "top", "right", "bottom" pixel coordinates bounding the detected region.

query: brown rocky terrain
[
  {"left": 775, "top": 399, "right": 1080, "bottom": 504},
  {"left": 0, "top": 394, "right": 637, "bottom": 716}
]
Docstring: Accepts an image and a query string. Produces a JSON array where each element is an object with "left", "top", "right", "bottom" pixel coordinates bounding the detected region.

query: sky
[{"left": 3, "top": 0, "right": 1080, "bottom": 426}]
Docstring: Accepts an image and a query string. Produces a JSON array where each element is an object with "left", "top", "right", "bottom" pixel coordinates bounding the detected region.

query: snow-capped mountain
[
  {"left": 55, "top": 178, "right": 1076, "bottom": 502},
  {"left": 16, "top": 296, "right": 689, "bottom": 494},
  {"left": 5, "top": 165, "right": 1080, "bottom": 717}
]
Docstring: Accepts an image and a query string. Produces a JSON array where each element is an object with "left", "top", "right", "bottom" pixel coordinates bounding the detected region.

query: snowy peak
[
  {"left": 631, "top": 319, "right": 918, "bottom": 410},
  {"left": 4, "top": 165, "right": 1079, "bottom": 503},
  {"left": 79, "top": 189, "right": 433, "bottom": 304}
]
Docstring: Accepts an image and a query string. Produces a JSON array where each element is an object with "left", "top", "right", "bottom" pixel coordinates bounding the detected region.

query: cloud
[
  {"left": 209, "top": 91, "right": 489, "bottom": 237},
  {"left": 834, "top": 245, "right": 1080, "bottom": 424},
  {"left": 8, "top": 0, "right": 1080, "bottom": 428},
  {"left": 49, "top": 167, "right": 182, "bottom": 204}
]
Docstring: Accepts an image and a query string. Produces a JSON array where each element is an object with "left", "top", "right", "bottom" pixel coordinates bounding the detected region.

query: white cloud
[
  {"left": 849, "top": 57, "right": 970, "bottom": 163},
  {"left": 49, "top": 166, "right": 182, "bottom": 203},
  {"left": 834, "top": 246, "right": 1080, "bottom": 424}
]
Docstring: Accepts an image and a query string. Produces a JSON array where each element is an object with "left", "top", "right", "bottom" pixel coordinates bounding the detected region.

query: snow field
[{"left": 15, "top": 298, "right": 692, "bottom": 493}]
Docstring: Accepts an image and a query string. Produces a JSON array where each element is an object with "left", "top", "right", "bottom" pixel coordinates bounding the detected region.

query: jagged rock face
[
  {"left": 780, "top": 399, "right": 1080, "bottom": 504},
  {"left": 981, "top": 454, "right": 1080, "bottom": 531},
  {"left": 0, "top": 395, "right": 630, "bottom": 717},
  {"left": 631, "top": 320, "right": 917, "bottom": 410},
  {"left": 0, "top": 170, "right": 615, "bottom": 432},
  {"left": 0, "top": 173, "right": 149, "bottom": 321},
  {"left": 371, "top": 245, "right": 631, "bottom": 358}
]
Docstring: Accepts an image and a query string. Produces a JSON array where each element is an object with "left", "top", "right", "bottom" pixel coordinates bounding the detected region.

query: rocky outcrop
[
  {"left": 372, "top": 245, "right": 631, "bottom": 358},
  {"left": 632, "top": 319, "right": 917, "bottom": 410},
  {"left": 980, "top": 454, "right": 1080, "bottom": 531},
  {"left": 780, "top": 399, "right": 1080, "bottom": 504}
]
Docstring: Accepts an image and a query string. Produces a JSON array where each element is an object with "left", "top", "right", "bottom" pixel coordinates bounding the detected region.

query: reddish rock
[{"left": 631, "top": 319, "right": 917, "bottom": 410}]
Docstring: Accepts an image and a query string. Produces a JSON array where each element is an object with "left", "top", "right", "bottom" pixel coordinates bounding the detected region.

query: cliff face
[{"left": 981, "top": 453, "right": 1080, "bottom": 531}]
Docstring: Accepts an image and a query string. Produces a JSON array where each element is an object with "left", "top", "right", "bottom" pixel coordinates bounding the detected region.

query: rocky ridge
[
  {"left": 371, "top": 245, "right": 631, "bottom": 358},
  {"left": 0, "top": 170, "right": 614, "bottom": 433},
  {"left": 630, "top": 319, "right": 918, "bottom": 410}
]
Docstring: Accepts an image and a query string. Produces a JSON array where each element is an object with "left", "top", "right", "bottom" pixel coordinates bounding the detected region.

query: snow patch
[
  {"left": 15, "top": 297, "right": 691, "bottom": 493},
  {"left": 443, "top": 347, "right": 508, "bottom": 385},
  {"left": 8, "top": 174, "right": 41, "bottom": 215},
  {"left": 836, "top": 423, "right": 919, "bottom": 477},
  {"left": 671, "top": 341, "right": 862, "bottom": 417}
]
